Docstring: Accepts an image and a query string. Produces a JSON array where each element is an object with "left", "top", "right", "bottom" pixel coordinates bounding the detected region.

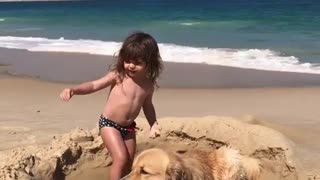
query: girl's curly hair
[{"left": 112, "top": 32, "right": 163, "bottom": 85}]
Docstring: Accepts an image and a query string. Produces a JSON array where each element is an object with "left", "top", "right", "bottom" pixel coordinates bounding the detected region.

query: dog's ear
[{"left": 165, "top": 156, "right": 189, "bottom": 180}]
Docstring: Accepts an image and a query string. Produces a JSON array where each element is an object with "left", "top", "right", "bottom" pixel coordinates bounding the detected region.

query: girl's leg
[
  {"left": 100, "top": 127, "right": 129, "bottom": 180},
  {"left": 123, "top": 132, "right": 136, "bottom": 176}
]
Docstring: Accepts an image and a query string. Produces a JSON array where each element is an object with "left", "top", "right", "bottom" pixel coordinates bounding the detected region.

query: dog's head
[{"left": 121, "top": 148, "right": 189, "bottom": 180}]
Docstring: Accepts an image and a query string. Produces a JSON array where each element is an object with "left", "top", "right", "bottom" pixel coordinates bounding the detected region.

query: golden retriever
[{"left": 121, "top": 146, "right": 261, "bottom": 180}]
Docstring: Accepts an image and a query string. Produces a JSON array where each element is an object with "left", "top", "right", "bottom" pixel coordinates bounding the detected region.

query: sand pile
[
  {"left": 0, "top": 116, "right": 299, "bottom": 180},
  {"left": 0, "top": 128, "right": 106, "bottom": 180}
]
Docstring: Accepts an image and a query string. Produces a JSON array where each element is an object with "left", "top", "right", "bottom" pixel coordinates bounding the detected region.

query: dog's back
[
  {"left": 210, "top": 146, "right": 261, "bottom": 180},
  {"left": 240, "top": 155, "right": 261, "bottom": 180}
]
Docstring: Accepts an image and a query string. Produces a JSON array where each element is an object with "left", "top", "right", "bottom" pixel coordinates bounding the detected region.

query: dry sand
[
  {"left": 0, "top": 117, "right": 299, "bottom": 180},
  {"left": 1, "top": 49, "right": 320, "bottom": 179},
  {"left": 0, "top": 75, "right": 320, "bottom": 179}
]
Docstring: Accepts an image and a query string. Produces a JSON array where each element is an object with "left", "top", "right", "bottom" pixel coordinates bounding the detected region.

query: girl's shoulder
[
  {"left": 108, "top": 70, "right": 118, "bottom": 77},
  {"left": 110, "top": 71, "right": 124, "bottom": 84},
  {"left": 145, "top": 80, "right": 156, "bottom": 93}
]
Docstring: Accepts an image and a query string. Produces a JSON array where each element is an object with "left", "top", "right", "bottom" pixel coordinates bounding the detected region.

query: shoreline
[{"left": 1, "top": 47, "right": 320, "bottom": 88}]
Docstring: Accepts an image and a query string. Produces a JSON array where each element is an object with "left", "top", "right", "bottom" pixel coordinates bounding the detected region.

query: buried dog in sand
[{"left": 122, "top": 146, "right": 262, "bottom": 180}]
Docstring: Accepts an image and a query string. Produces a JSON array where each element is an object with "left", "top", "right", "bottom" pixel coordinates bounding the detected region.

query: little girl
[{"left": 60, "top": 32, "right": 163, "bottom": 179}]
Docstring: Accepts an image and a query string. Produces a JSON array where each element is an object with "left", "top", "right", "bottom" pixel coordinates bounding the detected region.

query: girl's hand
[
  {"left": 60, "top": 88, "right": 74, "bottom": 101},
  {"left": 149, "top": 122, "right": 161, "bottom": 139}
]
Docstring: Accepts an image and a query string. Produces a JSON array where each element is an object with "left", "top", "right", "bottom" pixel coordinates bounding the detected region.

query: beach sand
[{"left": 1, "top": 48, "right": 320, "bottom": 179}]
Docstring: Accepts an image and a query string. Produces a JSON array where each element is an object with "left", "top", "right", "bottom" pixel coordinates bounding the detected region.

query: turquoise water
[{"left": 0, "top": 0, "right": 320, "bottom": 73}]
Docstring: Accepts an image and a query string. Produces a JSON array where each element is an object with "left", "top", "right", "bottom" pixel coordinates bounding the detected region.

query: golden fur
[{"left": 121, "top": 146, "right": 261, "bottom": 180}]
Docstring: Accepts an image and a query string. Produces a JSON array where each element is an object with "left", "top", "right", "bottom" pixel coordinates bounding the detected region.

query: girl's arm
[
  {"left": 60, "top": 71, "right": 117, "bottom": 101},
  {"left": 143, "top": 89, "right": 161, "bottom": 138},
  {"left": 143, "top": 89, "right": 157, "bottom": 126}
]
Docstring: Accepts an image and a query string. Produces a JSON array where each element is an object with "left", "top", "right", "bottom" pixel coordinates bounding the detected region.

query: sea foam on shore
[{"left": 0, "top": 36, "right": 319, "bottom": 74}]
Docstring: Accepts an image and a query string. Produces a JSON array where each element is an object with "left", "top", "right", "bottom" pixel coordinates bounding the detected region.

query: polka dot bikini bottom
[{"left": 99, "top": 115, "right": 136, "bottom": 138}]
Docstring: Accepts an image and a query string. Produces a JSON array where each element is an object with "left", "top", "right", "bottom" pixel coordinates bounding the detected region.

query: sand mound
[{"left": 0, "top": 116, "right": 299, "bottom": 180}]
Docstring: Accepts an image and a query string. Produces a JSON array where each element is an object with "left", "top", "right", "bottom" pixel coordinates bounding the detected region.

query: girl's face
[{"left": 123, "top": 59, "right": 147, "bottom": 79}]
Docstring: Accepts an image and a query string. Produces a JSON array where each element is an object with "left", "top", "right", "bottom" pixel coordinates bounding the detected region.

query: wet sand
[{"left": 1, "top": 47, "right": 320, "bottom": 88}]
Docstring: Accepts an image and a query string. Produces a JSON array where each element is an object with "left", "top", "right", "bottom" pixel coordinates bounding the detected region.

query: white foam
[
  {"left": 0, "top": 36, "right": 320, "bottom": 74},
  {"left": 0, "top": 18, "right": 5, "bottom": 22},
  {"left": 180, "top": 22, "right": 201, "bottom": 26}
]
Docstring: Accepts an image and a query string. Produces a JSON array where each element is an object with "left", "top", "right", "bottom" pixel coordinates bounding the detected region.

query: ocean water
[{"left": 0, "top": 0, "right": 320, "bottom": 74}]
